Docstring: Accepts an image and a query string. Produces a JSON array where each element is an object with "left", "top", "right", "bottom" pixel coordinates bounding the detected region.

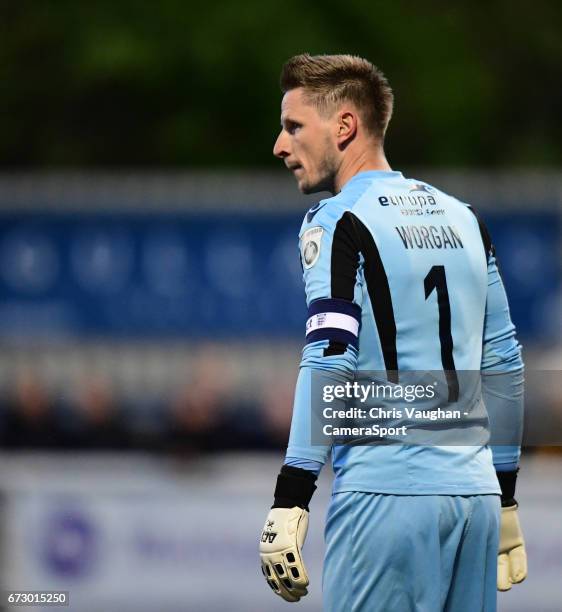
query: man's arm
[
  {"left": 476, "top": 214, "right": 527, "bottom": 591},
  {"left": 481, "top": 250, "right": 524, "bottom": 481},
  {"left": 260, "top": 206, "right": 362, "bottom": 601}
]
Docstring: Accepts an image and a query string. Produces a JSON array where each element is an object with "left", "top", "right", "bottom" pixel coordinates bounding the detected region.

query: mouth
[{"left": 286, "top": 163, "right": 303, "bottom": 173}]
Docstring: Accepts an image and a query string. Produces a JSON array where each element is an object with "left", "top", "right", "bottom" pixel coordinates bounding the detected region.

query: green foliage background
[{"left": 1, "top": 1, "right": 561, "bottom": 167}]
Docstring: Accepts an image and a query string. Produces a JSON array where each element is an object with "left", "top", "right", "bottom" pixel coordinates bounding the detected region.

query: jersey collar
[{"left": 341, "top": 170, "right": 403, "bottom": 192}]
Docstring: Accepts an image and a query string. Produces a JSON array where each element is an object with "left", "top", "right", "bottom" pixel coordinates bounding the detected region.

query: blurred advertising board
[
  {"left": 0, "top": 212, "right": 558, "bottom": 341},
  {"left": 0, "top": 454, "right": 560, "bottom": 612},
  {"left": 0, "top": 454, "right": 324, "bottom": 612}
]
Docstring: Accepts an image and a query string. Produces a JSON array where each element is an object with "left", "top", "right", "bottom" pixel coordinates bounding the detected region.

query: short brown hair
[{"left": 280, "top": 53, "right": 393, "bottom": 141}]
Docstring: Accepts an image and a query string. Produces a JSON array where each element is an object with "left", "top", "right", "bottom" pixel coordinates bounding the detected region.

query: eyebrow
[{"left": 280, "top": 115, "right": 299, "bottom": 127}]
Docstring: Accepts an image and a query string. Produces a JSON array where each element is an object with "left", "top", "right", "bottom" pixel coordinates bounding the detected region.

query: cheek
[
  {"left": 295, "top": 139, "right": 313, "bottom": 167},
  {"left": 292, "top": 137, "right": 303, "bottom": 156}
]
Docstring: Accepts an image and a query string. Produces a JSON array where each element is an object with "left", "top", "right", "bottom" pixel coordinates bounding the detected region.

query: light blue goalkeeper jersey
[{"left": 285, "top": 170, "right": 523, "bottom": 495}]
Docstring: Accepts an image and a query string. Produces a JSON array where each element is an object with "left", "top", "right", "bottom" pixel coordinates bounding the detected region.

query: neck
[{"left": 333, "top": 146, "right": 391, "bottom": 194}]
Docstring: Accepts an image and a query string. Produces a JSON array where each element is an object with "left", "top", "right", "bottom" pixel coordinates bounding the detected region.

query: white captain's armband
[{"left": 305, "top": 298, "right": 361, "bottom": 348}]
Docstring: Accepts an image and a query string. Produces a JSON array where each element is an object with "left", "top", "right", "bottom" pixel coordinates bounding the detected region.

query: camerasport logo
[{"left": 301, "top": 226, "right": 323, "bottom": 269}]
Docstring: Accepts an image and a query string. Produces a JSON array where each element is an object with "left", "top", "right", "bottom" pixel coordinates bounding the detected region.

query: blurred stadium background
[{"left": 0, "top": 3, "right": 561, "bottom": 611}]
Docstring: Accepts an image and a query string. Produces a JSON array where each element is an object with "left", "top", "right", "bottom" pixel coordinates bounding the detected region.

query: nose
[{"left": 273, "top": 130, "right": 289, "bottom": 159}]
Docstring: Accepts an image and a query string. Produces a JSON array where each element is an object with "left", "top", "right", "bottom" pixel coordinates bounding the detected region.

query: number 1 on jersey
[{"left": 424, "top": 265, "right": 459, "bottom": 402}]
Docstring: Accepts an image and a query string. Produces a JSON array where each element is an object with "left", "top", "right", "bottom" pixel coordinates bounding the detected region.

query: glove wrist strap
[
  {"left": 496, "top": 468, "right": 518, "bottom": 507},
  {"left": 273, "top": 465, "right": 317, "bottom": 511}
]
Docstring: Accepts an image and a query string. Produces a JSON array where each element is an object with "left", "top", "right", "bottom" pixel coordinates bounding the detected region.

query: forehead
[{"left": 280, "top": 88, "right": 319, "bottom": 122}]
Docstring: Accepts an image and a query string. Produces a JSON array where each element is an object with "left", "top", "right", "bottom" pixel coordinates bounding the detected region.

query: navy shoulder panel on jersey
[{"left": 466, "top": 205, "right": 495, "bottom": 260}]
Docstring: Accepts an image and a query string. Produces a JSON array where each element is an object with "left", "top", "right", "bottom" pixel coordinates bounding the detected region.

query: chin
[
  {"left": 300, "top": 178, "right": 332, "bottom": 196},
  {"left": 297, "top": 176, "right": 320, "bottom": 195},
  {"left": 295, "top": 177, "right": 309, "bottom": 194}
]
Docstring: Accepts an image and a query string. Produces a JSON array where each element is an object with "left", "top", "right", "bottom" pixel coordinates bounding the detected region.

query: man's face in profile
[{"left": 273, "top": 88, "right": 339, "bottom": 195}]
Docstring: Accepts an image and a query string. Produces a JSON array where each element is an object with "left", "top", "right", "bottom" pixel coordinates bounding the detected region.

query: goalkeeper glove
[
  {"left": 259, "top": 465, "right": 317, "bottom": 602},
  {"left": 260, "top": 506, "right": 309, "bottom": 601},
  {"left": 496, "top": 469, "right": 527, "bottom": 591}
]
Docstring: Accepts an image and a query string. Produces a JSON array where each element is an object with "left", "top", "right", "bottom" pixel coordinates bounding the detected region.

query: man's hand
[
  {"left": 498, "top": 504, "right": 527, "bottom": 591},
  {"left": 259, "top": 506, "right": 310, "bottom": 602}
]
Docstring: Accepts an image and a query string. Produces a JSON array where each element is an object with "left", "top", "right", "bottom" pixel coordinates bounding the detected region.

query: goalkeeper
[{"left": 259, "top": 54, "right": 526, "bottom": 611}]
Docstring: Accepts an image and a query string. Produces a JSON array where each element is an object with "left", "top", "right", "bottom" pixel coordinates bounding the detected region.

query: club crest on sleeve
[{"left": 301, "top": 226, "right": 323, "bottom": 269}]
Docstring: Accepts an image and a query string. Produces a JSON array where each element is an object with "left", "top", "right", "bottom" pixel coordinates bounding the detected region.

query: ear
[{"left": 336, "top": 110, "right": 358, "bottom": 148}]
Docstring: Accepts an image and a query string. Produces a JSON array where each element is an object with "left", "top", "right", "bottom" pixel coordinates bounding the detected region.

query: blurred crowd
[
  {"left": 1, "top": 345, "right": 561, "bottom": 456},
  {"left": 0, "top": 350, "right": 295, "bottom": 456}
]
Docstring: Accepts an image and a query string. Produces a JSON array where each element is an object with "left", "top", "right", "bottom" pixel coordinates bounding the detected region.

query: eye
[{"left": 286, "top": 121, "right": 302, "bottom": 135}]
